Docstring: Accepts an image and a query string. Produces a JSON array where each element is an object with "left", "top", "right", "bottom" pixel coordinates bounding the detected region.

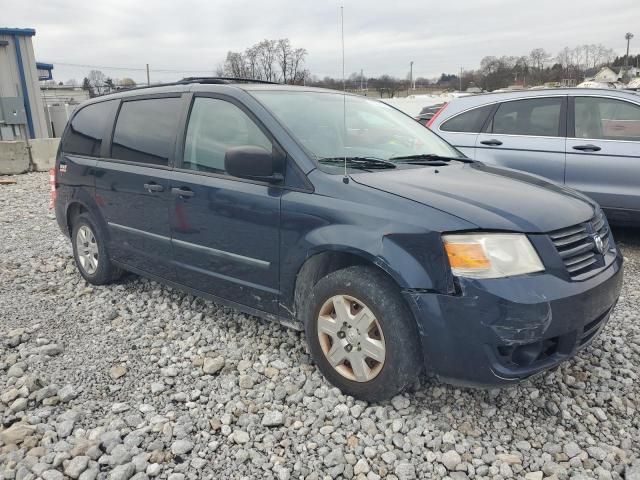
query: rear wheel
[
  {"left": 71, "top": 213, "right": 122, "bottom": 285},
  {"left": 303, "top": 266, "right": 423, "bottom": 401}
]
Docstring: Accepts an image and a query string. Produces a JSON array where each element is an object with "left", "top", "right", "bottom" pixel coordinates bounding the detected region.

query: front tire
[
  {"left": 71, "top": 213, "right": 121, "bottom": 285},
  {"left": 303, "top": 266, "right": 423, "bottom": 401}
]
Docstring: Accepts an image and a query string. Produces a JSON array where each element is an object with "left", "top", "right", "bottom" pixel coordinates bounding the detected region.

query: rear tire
[
  {"left": 71, "top": 213, "right": 122, "bottom": 285},
  {"left": 302, "top": 266, "right": 423, "bottom": 401}
]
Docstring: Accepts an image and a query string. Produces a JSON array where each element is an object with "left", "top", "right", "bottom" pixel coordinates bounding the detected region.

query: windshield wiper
[
  {"left": 389, "top": 154, "right": 473, "bottom": 164},
  {"left": 318, "top": 157, "right": 397, "bottom": 170}
]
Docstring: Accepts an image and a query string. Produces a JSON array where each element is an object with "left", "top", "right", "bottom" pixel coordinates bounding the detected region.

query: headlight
[{"left": 442, "top": 233, "right": 544, "bottom": 279}]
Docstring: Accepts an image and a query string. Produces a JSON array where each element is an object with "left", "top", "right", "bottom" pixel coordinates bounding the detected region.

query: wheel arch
[
  {"left": 65, "top": 202, "right": 88, "bottom": 236},
  {"left": 291, "top": 248, "right": 411, "bottom": 324},
  {"left": 64, "top": 196, "right": 110, "bottom": 243}
]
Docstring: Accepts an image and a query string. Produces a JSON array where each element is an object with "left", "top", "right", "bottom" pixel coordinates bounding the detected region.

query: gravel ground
[{"left": 1, "top": 172, "right": 639, "bottom": 480}]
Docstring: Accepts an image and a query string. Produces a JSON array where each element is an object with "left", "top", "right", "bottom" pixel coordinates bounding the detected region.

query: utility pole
[
  {"left": 459, "top": 66, "right": 463, "bottom": 91},
  {"left": 625, "top": 33, "right": 634, "bottom": 68},
  {"left": 360, "top": 68, "right": 363, "bottom": 91},
  {"left": 409, "top": 61, "right": 414, "bottom": 95},
  {"left": 146, "top": 64, "right": 150, "bottom": 86}
]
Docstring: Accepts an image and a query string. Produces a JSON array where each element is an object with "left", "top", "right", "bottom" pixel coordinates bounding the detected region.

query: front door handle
[
  {"left": 144, "top": 183, "right": 164, "bottom": 193},
  {"left": 171, "top": 187, "right": 195, "bottom": 198},
  {"left": 480, "top": 139, "right": 503, "bottom": 146},
  {"left": 572, "top": 144, "right": 601, "bottom": 152}
]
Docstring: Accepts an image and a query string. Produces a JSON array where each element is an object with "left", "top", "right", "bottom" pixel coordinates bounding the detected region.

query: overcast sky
[{"left": 4, "top": 0, "right": 639, "bottom": 84}]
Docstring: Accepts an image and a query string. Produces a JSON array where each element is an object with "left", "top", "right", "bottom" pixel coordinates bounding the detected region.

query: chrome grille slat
[
  {"left": 565, "top": 251, "right": 596, "bottom": 267},
  {"left": 550, "top": 225, "right": 587, "bottom": 240},
  {"left": 566, "top": 255, "right": 598, "bottom": 273},
  {"left": 593, "top": 216, "right": 605, "bottom": 232},
  {"left": 558, "top": 242, "right": 596, "bottom": 259},
  {"left": 549, "top": 211, "right": 611, "bottom": 280},
  {"left": 553, "top": 231, "right": 590, "bottom": 247}
]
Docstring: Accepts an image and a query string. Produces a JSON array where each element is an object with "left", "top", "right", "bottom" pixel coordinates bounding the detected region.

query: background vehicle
[
  {"left": 53, "top": 79, "right": 622, "bottom": 401},
  {"left": 414, "top": 102, "right": 446, "bottom": 125},
  {"left": 430, "top": 88, "right": 640, "bottom": 226}
]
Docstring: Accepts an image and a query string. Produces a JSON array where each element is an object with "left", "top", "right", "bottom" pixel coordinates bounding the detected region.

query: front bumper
[{"left": 405, "top": 250, "right": 623, "bottom": 387}]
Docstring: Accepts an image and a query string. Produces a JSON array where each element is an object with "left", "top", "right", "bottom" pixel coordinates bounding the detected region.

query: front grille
[{"left": 549, "top": 210, "right": 610, "bottom": 279}]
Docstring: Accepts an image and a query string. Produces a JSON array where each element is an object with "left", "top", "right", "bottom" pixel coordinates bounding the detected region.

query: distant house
[
  {"left": 594, "top": 67, "right": 619, "bottom": 82},
  {"left": 594, "top": 66, "right": 640, "bottom": 83}
]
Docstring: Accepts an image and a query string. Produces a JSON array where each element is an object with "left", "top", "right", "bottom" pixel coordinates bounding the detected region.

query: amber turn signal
[{"left": 444, "top": 242, "right": 490, "bottom": 270}]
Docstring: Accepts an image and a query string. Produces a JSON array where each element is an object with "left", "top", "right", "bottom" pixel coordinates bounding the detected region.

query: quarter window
[
  {"left": 575, "top": 97, "right": 640, "bottom": 141},
  {"left": 111, "top": 98, "right": 182, "bottom": 166},
  {"left": 61, "top": 100, "right": 118, "bottom": 157},
  {"left": 490, "top": 98, "right": 563, "bottom": 137},
  {"left": 440, "top": 105, "right": 493, "bottom": 133},
  {"left": 183, "top": 98, "right": 272, "bottom": 173}
]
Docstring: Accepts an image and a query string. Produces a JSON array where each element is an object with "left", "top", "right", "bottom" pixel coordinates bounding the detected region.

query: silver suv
[{"left": 430, "top": 88, "right": 640, "bottom": 226}]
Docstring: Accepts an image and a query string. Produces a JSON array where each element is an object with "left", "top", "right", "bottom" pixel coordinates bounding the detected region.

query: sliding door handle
[
  {"left": 171, "top": 187, "right": 195, "bottom": 198},
  {"left": 480, "top": 139, "right": 503, "bottom": 146},
  {"left": 143, "top": 183, "right": 164, "bottom": 193}
]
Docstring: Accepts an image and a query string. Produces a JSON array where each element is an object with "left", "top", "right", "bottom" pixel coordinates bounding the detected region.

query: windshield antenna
[{"left": 340, "top": 5, "right": 349, "bottom": 184}]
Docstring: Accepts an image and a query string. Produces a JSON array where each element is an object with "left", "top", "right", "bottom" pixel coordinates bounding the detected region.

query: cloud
[{"left": 4, "top": 0, "right": 638, "bottom": 83}]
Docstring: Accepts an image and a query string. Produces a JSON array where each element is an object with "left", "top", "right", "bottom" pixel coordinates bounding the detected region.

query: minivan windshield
[{"left": 251, "top": 90, "right": 463, "bottom": 171}]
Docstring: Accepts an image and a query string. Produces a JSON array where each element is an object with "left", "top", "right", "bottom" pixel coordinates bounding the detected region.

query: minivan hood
[{"left": 351, "top": 162, "right": 596, "bottom": 232}]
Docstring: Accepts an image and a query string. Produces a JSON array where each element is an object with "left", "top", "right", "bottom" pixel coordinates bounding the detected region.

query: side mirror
[{"left": 224, "top": 146, "right": 283, "bottom": 183}]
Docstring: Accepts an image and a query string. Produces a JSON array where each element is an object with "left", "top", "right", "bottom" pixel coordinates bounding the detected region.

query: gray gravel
[{"left": 1, "top": 172, "right": 639, "bottom": 480}]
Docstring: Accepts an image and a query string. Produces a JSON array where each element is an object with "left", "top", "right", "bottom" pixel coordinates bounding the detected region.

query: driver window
[{"left": 183, "top": 98, "right": 272, "bottom": 173}]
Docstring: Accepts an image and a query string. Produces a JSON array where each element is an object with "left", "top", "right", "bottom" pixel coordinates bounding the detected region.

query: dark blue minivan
[{"left": 53, "top": 78, "right": 623, "bottom": 400}]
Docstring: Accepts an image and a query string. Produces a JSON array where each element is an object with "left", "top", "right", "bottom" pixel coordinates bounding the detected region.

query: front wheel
[{"left": 303, "top": 266, "right": 423, "bottom": 401}]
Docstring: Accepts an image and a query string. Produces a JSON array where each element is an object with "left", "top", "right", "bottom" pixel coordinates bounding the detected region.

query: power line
[{"left": 46, "top": 61, "right": 215, "bottom": 74}]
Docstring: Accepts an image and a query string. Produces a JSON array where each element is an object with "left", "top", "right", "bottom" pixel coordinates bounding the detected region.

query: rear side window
[
  {"left": 111, "top": 97, "right": 182, "bottom": 166},
  {"left": 575, "top": 97, "right": 640, "bottom": 141},
  {"left": 490, "top": 98, "right": 563, "bottom": 137},
  {"left": 61, "top": 100, "right": 118, "bottom": 157},
  {"left": 440, "top": 105, "right": 492, "bottom": 133}
]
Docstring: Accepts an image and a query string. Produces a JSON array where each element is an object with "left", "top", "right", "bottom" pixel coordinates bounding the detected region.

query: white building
[
  {"left": 40, "top": 85, "right": 89, "bottom": 137},
  {"left": 594, "top": 66, "right": 640, "bottom": 83}
]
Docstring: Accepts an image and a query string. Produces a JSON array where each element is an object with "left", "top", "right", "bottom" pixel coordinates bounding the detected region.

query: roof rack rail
[
  {"left": 177, "top": 77, "right": 279, "bottom": 85},
  {"left": 98, "top": 77, "right": 279, "bottom": 96}
]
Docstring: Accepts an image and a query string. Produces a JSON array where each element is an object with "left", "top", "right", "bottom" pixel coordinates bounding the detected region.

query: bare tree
[
  {"left": 529, "top": 48, "right": 550, "bottom": 71},
  {"left": 223, "top": 51, "right": 248, "bottom": 78},
  {"left": 289, "top": 48, "right": 308, "bottom": 84},
  {"left": 119, "top": 78, "right": 136, "bottom": 88},
  {"left": 276, "top": 39, "right": 292, "bottom": 83},
  {"left": 244, "top": 45, "right": 262, "bottom": 79},
  {"left": 257, "top": 39, "right": 278, "bottom": 82},
  {"left": 87, "top": 70, "right": 106, "bottom": 95},
  {"left": 220, "top": 38, "right": 307, "bottom": 83}
]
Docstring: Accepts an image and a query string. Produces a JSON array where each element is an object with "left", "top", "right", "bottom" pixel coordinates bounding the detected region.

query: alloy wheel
[{"left": 76, "top": 225, "right": 99, "bottom": 275}]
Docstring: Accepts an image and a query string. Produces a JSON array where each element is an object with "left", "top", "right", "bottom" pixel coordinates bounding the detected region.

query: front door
[
  {"left": 474, "top": 96, "right": 567, "bottom": 184},
  {"left": 95, "top": 95, "right": 183, "bottom": 279},
  {"left": 170, "top": 95, "right": 281, "bottom": 314},
  {"left": 566, "top": 95, "right": 640, "bottom": 225}
]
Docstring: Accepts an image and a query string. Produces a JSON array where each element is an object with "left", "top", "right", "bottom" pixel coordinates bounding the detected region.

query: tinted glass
[
  {"left": 111, "top": 98, "right": 182, "bottom": 165},
  {"left": 61, "top": 100, "right": 118, "bottom": 156},
  {"left": 252, "top": 91, "right": 461, "bottom": 164},
  {"left": 491, "top": 98, "right": 562, "bottom": 137},
  {"left": 575, "top": 97, "right": 640, "bottom": 141},
  {"left": 441, "top": 105, "right": 492, "bottom": 133},
  {"left": 183, "top": 98, "right": 272, "bottom": 173}
]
